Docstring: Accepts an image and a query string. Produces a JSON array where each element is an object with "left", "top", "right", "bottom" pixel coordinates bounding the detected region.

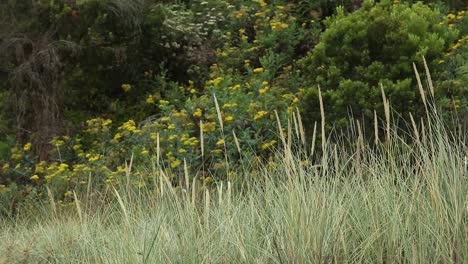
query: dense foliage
[
  {"left": 300, "top": 0, "right": 464, "bottom": 131},
  {"left": 0, "top": 0, "right": 466, "bottom": 211}
]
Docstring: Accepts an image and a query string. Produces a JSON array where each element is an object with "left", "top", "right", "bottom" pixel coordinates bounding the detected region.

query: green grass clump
[{"left": 0, "top": 110, "right": 466, "bottom": 263}]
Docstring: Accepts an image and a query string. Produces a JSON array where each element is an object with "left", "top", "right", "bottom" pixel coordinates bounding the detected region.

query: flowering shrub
[{"left": 0, "top": 1, "right": 315, "bottom": 207}]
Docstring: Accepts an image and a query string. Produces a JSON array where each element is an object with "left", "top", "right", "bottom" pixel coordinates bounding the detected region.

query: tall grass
[
  {"left": 1, "top": 76, "right": 467, "bottom": 263},
  {"left": 1, "top": 112, "right": 466, "bottom": 263}
]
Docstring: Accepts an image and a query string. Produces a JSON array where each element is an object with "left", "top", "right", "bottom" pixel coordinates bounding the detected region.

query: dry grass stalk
[
  {"left": 199, "top": 121, "right": 204, "bottom": 158},
  {"left": 374, "top": 110, "right": 379, "bottom": 145},
  {"left": 318, "top": 86, "right": 326, "bottom": 152},
  {"left": 409, "top": 113, "right": 420, "bottom": 144},
  {"left": 213, "top": 93, "right": 224, "bottom": 132},
  {"left": 413, "top": 63, "right": 428, "bottom": 114},
  {"left": 296, "top": 108, "right": 306, "bottom": 147},
  {"left": 380, "top": 84, "right": 391, "bottom": 143},
  {"left": 422, "top": 56, "right": 434, "bottom": 98}
]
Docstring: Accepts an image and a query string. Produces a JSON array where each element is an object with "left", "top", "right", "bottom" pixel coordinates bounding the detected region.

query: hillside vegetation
[{"left": 0, "top": 0, "right": 466, "bottom": 262}]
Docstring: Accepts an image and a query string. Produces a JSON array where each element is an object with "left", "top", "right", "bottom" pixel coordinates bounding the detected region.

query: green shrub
[{"left": 299, "top": 0, "right": 460, "bottom": 132}]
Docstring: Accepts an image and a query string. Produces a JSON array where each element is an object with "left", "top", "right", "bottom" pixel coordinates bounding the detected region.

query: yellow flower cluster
[
  {"left": 208, "top": 77, "right": 223, "bottom": 86},
  {"left": 146, "top": 95, "right": 155, "bottom": 104},
  {"left": 270, "top": 18, "right": 288, "bottom": 31},
  {"left": 121, "top": 83, "right": 131, "bottom": 92},
  {"left": 259, "top": 87, "right": 269, "bottom": 94},
  {"left": 159, "top": 100, "right": 170, "bottom": 107},
  {"left": 86, "top": 153, "right": 102, "bottom": 162},
  {"left": 223, "top": 115, "right": 234, "bottom": 122},
  {"left": 253, "top": 67, "right": 264, "bottom": 73},
  {"left": 45, "top": 163, "right": 70, "bottom": 181},
  {"left": 181, "top": 135, "right": 199, "bottom": 146},
  {"left": 222, "top": 103, "right": 238, "bottom": 108},
  {"left": 254, "top": 111, "right": 268, "bottom": 120},
  {"left": 11, "top": 147, "right": 23, "bottom": 160},
  {"left": 35, "top": 161, "right": 46, "bottom": 173},
  {"left": 23, "top": 142, "right": 32, "bottom": 152},
  {"left": 119, "top": 120, "right": 137, "bottom": 133},
  {"left": 172, "top": 110, "right": 187, "bottom": 118},
  {"left": 229, "top": 84, "right": 241, "bottom": 91},
  {"left": 50, "top": 137, "right": 65, "bottom": 147},
  {"left": 86, "top": 118, "right": 112, "bottom": 134},
  {"left": 202, "top": 122, "right": 216, "bottom": 133},
  {"left": 193, "top": 108, "right": 203, "bottom": 118}
]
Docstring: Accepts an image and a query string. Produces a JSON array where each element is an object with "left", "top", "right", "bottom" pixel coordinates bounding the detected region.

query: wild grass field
[
  {"left": 1, "top": 102, "right": 466, "bottom": 263},
  {"left": 0, "top": 1, "right": 467, "bottom": 263}
]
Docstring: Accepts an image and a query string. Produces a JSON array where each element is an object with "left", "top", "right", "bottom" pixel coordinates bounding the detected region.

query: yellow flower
[
  {"left": 59, "top": 163, "right": 69, "bottom": 170},
  {"left": 170, "top": 159, "right": 181, "bottom": 168},
  {"left": 183, "top": 137, "right": 199, "bottom": 146},
  {"left": 23, "top": 142, "right": 32, "bottom": 151},
  {"left": 30, "top": 175, "right": 40, "bottom": 180},
  {"left": 259, "top": 88, "right": 268, "bottom": 94},
  {"left": 190, "top": 88, "right": 196, "bottom": 94},
  {"left": 121, "top": 83, "right": 132, "bottom": 92},
  {"left": 254, "top": 111, "right": 268, "bottom": 120},
  {"left": 447, "top": 13, "right": 456, "bottom": 20},
  {"left": 229, "top": 84, "right": 241, "bottom": 91},
  {"left": 270, "top": 18, "right": 289, "bottom": 31},
  {"left": 141, "top": 150, "right": 149, "bottom": 155},
  {"left": 253, "top": 67, "right": 264, "bottom": 73},
  {"left": 224, "top": 115, "right": 234, "bottom": 122},
  {"left": 262, "top": 81, "right": 269, "bottom": 86},
  {"left": 87, "top": 154, "right": 102, "bottom": 162},
  {"left": 222, "top": 103, "right": 238, "bottom": 108},
  {"left": 208, "top": 77, "right": 223, "bottom": 86},
  {"left": 64, "top": 190, "right": 73, "bottom": 197},
  {"left": 202, "top": 122, "right": 216, "bottom": 133},
  {"left": 103, "top": 119, "right": 112, "bottom": 126},
  {"left": 178, "top": 148, "right": 187, "bottom": 154},
  {"left": 146, "top": 95, "right": 155, "bottom": 104},
  {"left": 292, "top": 97, "right": 299, "bottom": 103},
  {"left": 168, "top": 134, "right": 178, "bottom": 141},
  {"left": 35, "top": 163, "right": 45, "bottom": 173},
  {"left": 167, "top": 124, "right": 175, "bottom": 130},
  {"left": 159, "top": 100, "right": 170, "bottom": 106},
  {"left": 216, "top": 139, "right": 225, "bottom": 146},
  {"left": 113, "top": 133, "right": 121, "bottom": 141},
  {"left": 161, "top": 116, "right": 170, "bottom": 122},
  {"left": 210, "top": 149, "right": 223, "bottom": 154},
  {"left": 193, "top": 108, "right": 203, "bottom": 118},
  {"left": 119, "top": 120, "right": 137, "bottom": 133}
]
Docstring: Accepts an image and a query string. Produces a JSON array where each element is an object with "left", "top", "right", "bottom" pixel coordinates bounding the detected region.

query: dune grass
[{"left": 0, "top": 109, "right": 466, "bottom": 263}]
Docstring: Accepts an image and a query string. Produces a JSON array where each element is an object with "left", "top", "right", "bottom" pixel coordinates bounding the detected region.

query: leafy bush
[{"left": 299, "top": 0, "right": 461, "bottom": 132}]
